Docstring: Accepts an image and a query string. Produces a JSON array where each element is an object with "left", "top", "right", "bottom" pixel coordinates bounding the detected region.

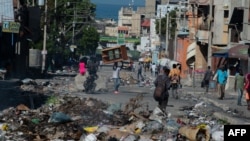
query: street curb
[
  {"left": 185, "top": 92, "right": 250, "bottom": 124},
  {"left": 213, "top": 112, "right": 250, "bottom": 124}
]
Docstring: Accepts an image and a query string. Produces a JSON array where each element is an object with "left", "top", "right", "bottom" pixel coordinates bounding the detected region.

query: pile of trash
[
  {"left": 108, "top": 72, "right": 155, "bottom": 87},
  {"left": 0, "top": 92, "right": 225, "bottom": 141}
]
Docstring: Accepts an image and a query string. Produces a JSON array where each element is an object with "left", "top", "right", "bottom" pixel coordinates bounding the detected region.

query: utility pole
[
  {"left": 159, "top": 8, "right": 161, "bottom": 59},
  {"left": 207, "top": 0, "right": 213, "bottom": 67},
  {"left": 165, "top": 1, "right": 170, "bottom": 57},
  {"left": 41, "top": 0, "right": 48, "bottom": 73}
]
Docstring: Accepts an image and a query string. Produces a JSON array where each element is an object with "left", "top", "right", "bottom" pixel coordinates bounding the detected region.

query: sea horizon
[{"left": 95, "top": 3, "right": 143, "bottom": 22}]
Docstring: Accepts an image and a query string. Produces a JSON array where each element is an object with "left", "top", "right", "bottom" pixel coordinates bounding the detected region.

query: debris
[{"left": 48, "top": 112, "right": 72, "bottom": 123}]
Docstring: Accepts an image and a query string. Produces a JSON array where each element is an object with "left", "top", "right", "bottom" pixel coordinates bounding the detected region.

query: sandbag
[{"left": 178, "top": 126, "right": 210, "bottom": 141}]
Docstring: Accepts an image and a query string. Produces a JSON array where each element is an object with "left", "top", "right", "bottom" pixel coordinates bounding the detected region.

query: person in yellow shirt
[
  {"left": 169, "top": 64, "right": 181, "bottom": 83},
  {"left": 169, "top": 64, "right": 181, "bottom": 99}
]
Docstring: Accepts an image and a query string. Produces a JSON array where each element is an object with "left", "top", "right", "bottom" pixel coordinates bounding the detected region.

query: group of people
[
  {"left": 153, "top": 64, "right": 181, "bottom": 112},
  {"left": 202, "top": 65, "right": 250, "bottom": 110}
]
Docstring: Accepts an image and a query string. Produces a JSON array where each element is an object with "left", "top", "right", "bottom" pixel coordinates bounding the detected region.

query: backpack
[
  {"left": 171, "top": 74, "right": 179, "bottom": 83},
  {"left": 154, "top": 75, "right": 168, "bottom": 101}
]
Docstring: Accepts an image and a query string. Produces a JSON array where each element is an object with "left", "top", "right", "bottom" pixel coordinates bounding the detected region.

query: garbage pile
[
  {"left": 0, "top": 91, "right": 225, "bottom": 141},
  {"left": 108, "top": 72, "right": 155, "bottom": 87}
]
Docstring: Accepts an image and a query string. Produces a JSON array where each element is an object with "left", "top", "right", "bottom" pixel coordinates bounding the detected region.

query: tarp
[
  {"left": 157, "top": 58, "right": 179, "bottom": 69},
  {"left": 228, "top": 44, "right": 248, "bottom": 60},
  {"left": 212, "top": 45, "right": 249, "bottom": 60}
]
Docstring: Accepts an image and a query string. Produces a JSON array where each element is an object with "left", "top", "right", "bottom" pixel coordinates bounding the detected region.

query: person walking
[
  {"left": 132, "top": 63, "right": 136, "bottom": 72},
  {"left": 154, "top": 66, "right": 171, "bottom": 113},
  {"left": 99, "top": 60, "right": 103, "bottom": 70},
  {"left": 234, "top": 69, "right": 245, "bottom": 106},
  {"left": 151, "top": 63, "right": 157, "bottom": 77},
  {"left": 169, "top": 64, "right": 181, "bottom": 99},
  {"left": 215, "top": 66, "right": 228, "bottom": 100},
  {"left": 137, "top": 62, "right": 144, "bottom": 81},
  {"left": 244, "top": 73, "right": 250, "bottom": 110},
  {"left": 203, "top": 66, "right": 213, "bottom": 93},
  {"left": 78, "top": 60, "right": 86, "bottom": 75},
  {"left": 112, "top": 62, "right": 121, "bottom": 94}
]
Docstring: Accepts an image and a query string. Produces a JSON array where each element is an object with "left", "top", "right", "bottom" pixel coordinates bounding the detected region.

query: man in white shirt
[
  {"left": 99, "top": 60, "right": 103, "bottom": 70},
  {"left": 151, "top": 63, "right": 156, "bottom": 77},
  {"left": 112, "top": 62, "right": 121, "bottom": 94}
]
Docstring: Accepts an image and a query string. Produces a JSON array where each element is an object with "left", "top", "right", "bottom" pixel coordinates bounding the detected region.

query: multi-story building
[
  {"left": 117, "top": 7, "right": 142, "bottom": 38},
  {"left": 145, "top": 0, "right": 157, "bottom": 19}
]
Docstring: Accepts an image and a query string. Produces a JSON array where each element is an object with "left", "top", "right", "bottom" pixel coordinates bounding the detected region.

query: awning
[
  {"left": 189, "top": 0, "right": 210, "bottom": 5},
  {"left": 228, "top": 44, "right": 248, "bottom": 60},
  {"left": 186, "top": 42, "right": 197, "bottom": 66},
  {"left": 212, "top": 49, "right": 228, "bottom": 58},
  {"left": 186, "top": 42, "right": 196, "bottom": 60},
  {"left": 141, "top": 19, "right": 150, "bottom": 27}
]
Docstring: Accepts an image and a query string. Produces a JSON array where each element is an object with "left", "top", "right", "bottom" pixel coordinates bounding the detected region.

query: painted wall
[{"left": 176, "top": 37, "right": 189, "bottom": 78}]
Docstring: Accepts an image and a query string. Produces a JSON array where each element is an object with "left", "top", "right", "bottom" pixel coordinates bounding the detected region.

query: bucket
[
  {"left": 209, "top": 80, "right": 216, "bottom": 89},
  {"left": 29, "top": 49, "right": 42, "bottom": 67}
]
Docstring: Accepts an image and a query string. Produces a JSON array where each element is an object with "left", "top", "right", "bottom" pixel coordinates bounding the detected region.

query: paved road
[
  {"left": 76, "top": 65, "right": 250, "bottom": 124},
  {"left": 1, "top": 65, "right": 250, "bottom": 124}
]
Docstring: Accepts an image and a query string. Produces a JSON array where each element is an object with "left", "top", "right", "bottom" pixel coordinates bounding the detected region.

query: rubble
[
  {"left": 0, "top": 89, "right": 227, "bottom": 141},
  {"left": 0, "top": 74, "right": 233, "bottom": 141}
]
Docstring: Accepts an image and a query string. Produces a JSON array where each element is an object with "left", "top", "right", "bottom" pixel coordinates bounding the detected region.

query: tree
[
  {"left": 36, "top": 0, "right": 96, "bottom": 63},
  {"left": 79, "top": 26, "right": 100, "bottom": 55},
  {"left": 155, "top": 10, "right": 177, "bottom": 39}
]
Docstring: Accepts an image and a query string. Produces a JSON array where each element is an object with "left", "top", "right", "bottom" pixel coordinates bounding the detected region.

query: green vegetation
[
  {"left": 128, "top": 50, "right": 140, "bottom": 61},
  {"left": 46, "top": 96, "right": 60, "bottom": 105},
  {"left": 34, "top": 0, "right": 97, "bottom": 58},
  {"left": 155, "top": 10, "right": 177, "bottom": 38},
  {"left": 79, "top": 26, "right": 100, "bottom": 55},
  {"left": 217, "top": 118, "right": 230, "bottom": 125}
]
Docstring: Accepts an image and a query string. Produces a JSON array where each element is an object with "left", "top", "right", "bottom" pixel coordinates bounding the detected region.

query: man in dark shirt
[{"left": 203, "top": 66, "right": 213, "bottom": 92}]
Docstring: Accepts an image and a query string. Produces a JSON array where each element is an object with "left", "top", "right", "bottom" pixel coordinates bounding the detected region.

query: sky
[{"left": 91, "top": 0, "right": 145, "bottom": 6}]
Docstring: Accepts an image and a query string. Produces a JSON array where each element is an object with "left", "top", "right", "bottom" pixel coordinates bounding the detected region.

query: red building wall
[{"left": 176, "top": 37, "right": 189, "bottom": 78}]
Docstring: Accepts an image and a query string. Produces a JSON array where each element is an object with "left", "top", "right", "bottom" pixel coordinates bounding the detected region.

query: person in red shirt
[{"left": 79, "top": 60, "right": 86, "bottom": 75}]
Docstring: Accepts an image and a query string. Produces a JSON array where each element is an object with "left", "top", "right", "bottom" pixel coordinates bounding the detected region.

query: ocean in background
[{"left": 95, "top": 3, "right": 143, "bottom": 21}]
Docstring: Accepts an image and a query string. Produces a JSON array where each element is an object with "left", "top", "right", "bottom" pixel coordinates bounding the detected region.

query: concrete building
[
  {"left": 145, "top": 0, "right": 157, "bottom": 18},
  {"left": 117, "top": 7, "right": 141, "bottom": 37},
  {"left": 105, "top": 26, "right": 118, "bottom": 37}
]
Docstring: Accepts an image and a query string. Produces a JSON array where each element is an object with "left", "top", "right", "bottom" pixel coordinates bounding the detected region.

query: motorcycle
[{"left": 84, "top": 73, "right": 98, "bottom": 94}]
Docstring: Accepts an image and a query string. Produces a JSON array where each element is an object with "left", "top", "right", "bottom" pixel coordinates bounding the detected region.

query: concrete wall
[
  {"left": 105, "top": 27, "right": 118, "bottom": 37},
  {"left": 213, "top": 0, "right": 229, "bottom": 45},
  {"left": 145, "top": 0, "right": 156, "bottom": 19},
  {"left": 131, "top": 13, "right": 141, "bottom": 37},
  {"left": 176, "top": 37, "right": 189, "bottom": 78},
  {"left": 243, "top": 0, "right": 250, "bottom": 41}
]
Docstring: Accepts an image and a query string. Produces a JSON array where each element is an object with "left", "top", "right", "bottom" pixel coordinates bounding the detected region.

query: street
[
  {"left": 1, "top": 65, "right": 250, "bottom": 140},
  {"left": 75, "top": 65, "right": 250, "bottom": 124}
]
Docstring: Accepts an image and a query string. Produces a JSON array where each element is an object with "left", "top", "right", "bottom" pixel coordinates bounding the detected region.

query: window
[{"left": 224, "top": 10, "right": 229, "bottom": 18}]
